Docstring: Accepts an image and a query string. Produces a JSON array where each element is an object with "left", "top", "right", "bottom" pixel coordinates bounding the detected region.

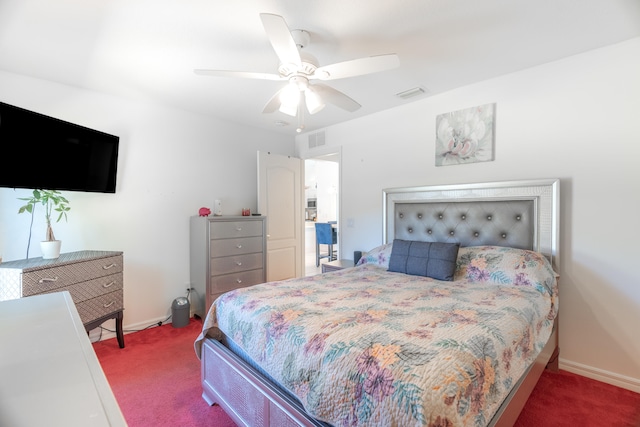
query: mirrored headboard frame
[{"left": 383, "top": 179, "right": 560, "bottom": 269}]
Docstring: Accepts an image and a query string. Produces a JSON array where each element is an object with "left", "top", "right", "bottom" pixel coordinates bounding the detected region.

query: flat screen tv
[{"left": 0, "top": 101, "right": 119, "bottom": 193}]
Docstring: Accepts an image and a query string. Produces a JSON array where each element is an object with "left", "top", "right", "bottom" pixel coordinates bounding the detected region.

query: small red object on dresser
[{"left": 198, "top": 207, "right": 211, "bottom": 217}]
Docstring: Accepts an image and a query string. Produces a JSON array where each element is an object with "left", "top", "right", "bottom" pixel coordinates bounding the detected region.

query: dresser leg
[{"left": 116, "top": 311, "right": 125, "bottom": 348}]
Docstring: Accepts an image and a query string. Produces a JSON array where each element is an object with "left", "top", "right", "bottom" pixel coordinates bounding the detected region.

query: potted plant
[{"left": 18, "top": 189, "right": 70, "bottom": 259}]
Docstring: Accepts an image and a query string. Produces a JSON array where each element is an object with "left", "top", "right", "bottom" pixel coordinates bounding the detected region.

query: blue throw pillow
[{"left": 388, "top": 239, "right": 460, "bottom": 281}]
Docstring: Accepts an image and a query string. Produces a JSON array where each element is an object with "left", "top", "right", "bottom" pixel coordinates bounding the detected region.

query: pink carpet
[
  {"left": 514, "top": 368, "right": 640, "bottom": 426},
  {"left": 93, "top": 319, "right": 234, "bottom": 426},
  {"left": 93, "top": 318, "right": 640, "bottom": 426}
]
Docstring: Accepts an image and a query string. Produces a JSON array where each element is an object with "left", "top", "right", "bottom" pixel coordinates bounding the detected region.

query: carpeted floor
[
  {"left": 93, "top": 318, "right": 640, "bottom": 427},
  {"left": 93, "top": 319, "right": 234, "bottom": 427},
  {"left": 515, "top": 369, "right": 640, "bottom": 426}
]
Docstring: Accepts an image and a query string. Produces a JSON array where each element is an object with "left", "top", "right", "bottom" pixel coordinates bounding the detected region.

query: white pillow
[{"left": 355, "top": 242, "right": 393, "bottom": 269}]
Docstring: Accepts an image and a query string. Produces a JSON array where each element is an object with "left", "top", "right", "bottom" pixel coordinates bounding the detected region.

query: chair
[{"left": 315, "top": 222, "right": 337, "bottom": 267}]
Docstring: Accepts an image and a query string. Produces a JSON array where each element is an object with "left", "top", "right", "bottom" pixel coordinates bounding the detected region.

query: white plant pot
[{"left": 41, "top": 240, "right": 61, "bottom": 259}]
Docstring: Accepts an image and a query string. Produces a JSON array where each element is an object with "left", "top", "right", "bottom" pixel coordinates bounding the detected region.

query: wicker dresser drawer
[
  {"left": 21, "top": 255, "right": 123, "bottom": 297},
  {"left": 209, "top": 220, "right": 263, "bottom": 239},
  {"left": 45, "top": 273, "right": 123, "bottom": 304},
  {"left": 210, "top": 236, "right": 264, "bottom": 257},
  {"left": 210, "top": 253, "right": 263, "bottom": 276},
  {"left": 76, "top": 290, "right": 124, "bottom": 324}
]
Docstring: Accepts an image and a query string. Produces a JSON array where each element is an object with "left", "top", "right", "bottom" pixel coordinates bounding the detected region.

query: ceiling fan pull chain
[{"left": 297, "top": 101, "right": 305, "bottom": 133}]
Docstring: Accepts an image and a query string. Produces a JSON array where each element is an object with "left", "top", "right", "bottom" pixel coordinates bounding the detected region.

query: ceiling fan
[{"left": 194, "top": 13, "right": 399, "bottom": 131}]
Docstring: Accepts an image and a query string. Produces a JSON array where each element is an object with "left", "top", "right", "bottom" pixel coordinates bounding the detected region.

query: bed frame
[{"left": 201, "top": 179, "right": 560, "bottom": 427}]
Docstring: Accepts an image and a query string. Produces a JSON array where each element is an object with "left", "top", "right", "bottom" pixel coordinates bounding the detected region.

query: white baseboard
[
  {"left": 560, "top": 358, "right": 640, "bottom": 393},
  {"left": 88, "top": 315, "right": 175, "bottom": 344}
]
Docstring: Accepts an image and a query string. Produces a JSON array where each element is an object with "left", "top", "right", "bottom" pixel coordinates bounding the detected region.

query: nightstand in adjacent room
[
  {"left": 0, "top": 250, "right": 125, "bottom": 348},
  {"left": 321, "top": 259, "right": 355, "bottom": 273}
]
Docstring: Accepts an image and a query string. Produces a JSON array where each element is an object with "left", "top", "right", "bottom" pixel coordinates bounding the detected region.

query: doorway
[{"left": 304, "top": 155, "right": 340, "bottom": 276}]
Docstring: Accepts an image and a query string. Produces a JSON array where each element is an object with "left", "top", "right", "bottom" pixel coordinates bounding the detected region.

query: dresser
[
  {"left": 190, "top": 216, "right": 266, "bottom": 318},
  {"left": 0, "top": 291, "right": 127, "bottom": 426},
  {"left": 0, "top": 250, "right": 125, "bottom": 348}
]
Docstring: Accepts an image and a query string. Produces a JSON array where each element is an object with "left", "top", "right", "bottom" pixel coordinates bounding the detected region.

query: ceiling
[{"left": 1, "top": 0, "right": 639, "bottom": 136}]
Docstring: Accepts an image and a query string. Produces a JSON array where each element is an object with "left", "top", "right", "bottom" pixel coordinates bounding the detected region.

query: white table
[{"left": 0, "top": 291, "right": 127, "bottom": 426}]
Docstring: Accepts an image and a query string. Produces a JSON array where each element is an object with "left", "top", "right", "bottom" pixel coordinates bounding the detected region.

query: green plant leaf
[{"left": 17, "top": 189, "right": 71, "bottom": 241}]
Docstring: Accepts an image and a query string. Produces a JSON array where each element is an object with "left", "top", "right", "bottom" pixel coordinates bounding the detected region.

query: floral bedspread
[{"left": 195, "top": 246, "right": 558, "bottom": 427}]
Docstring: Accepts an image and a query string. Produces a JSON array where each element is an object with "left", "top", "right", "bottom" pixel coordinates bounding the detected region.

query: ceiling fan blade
[
  {"left": 260, "top": 13, "right": 302, "bottom": 68},
  {"left": 314, "top": 54, "right": 399, "bottom": 80},
  {"left": 194, "top": 69, "right": 284, "bottom": 81},
  {"left": 262, "top": 86, "right": 289, "bottom": 114},
  {"left": 312, "top": 83, "right": 361, "bottom": 112}
]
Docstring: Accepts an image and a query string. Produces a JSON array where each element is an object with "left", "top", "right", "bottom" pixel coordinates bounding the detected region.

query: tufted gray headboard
[{"left": 383, "top": 179, "right": 560, "bottom": 269}]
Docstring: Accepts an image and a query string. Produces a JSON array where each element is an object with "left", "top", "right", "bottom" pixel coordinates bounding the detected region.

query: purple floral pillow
[
  {"left": 355, "top": 243, "right": 393, "bottom": 268},
  {"left": 455, "top": 246, "right": 557, "bottom": 295}
]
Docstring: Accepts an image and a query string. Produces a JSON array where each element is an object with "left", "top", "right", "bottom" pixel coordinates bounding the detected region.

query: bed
[{"left": 195, "top": 179, "right": 560, "bottom": 427}]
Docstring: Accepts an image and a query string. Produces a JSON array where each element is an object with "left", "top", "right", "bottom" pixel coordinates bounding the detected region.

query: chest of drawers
[
  {"left": 190, "top": 216, "right": 266, "bottom": 318},
  {"left": 0, "top": 250, "right": 125, "bottom": 348}
]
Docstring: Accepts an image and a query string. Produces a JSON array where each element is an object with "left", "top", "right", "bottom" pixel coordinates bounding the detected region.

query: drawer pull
[
  {"left": 236, "top": 261, "right": 242, "bottom": 266},
  {"left": 103, "top": 263, "right": 117, "bottom": 270},
  {"left": 236, "top": 279, "right": 242, "bottom": 284},
  {"left": 103, "top": 301, "right": 115, "bottom": 308},
  {"left": 236, "top": 244, "right": 242, "bottom": 249},
  {"left": 38, "top": 277, "right": 59, "bottom": 283},
  {"left": 236, "top": 227, "right": 242, "bottom": 231},
  {"left": 103, "top": 281, "right": 116, "bottom": 288}
]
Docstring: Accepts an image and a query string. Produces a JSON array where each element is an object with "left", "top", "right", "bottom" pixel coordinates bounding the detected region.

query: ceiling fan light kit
[
  {"left": 278, "top": 86, "right": 299, "bottom": 116},
  {"left": 305, "top": 89, "right": 325, "bottom": 115},
  {"left": 194, "top": 13, "right": 399, "bottom": 130}
]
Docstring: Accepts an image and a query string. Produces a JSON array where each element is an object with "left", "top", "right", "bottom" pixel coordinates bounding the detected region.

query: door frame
[{"left": 300, "top": 145, "right": 342, "bottom": 273}]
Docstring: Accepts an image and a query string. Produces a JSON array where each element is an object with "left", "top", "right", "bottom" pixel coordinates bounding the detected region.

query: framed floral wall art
[{"left": 435, "top": 103, "right": 496, "bottom": 166}]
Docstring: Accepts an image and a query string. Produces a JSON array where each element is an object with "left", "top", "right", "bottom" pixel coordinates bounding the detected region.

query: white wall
[
  {"left": 296, "top": 37, "right": 640, "bottom": 391},
  {"left": 2, "top": 36, "right": 638, "bottom": 393},
  {"left": 0, "top": 70, "right": 295, "bottom": 331}
]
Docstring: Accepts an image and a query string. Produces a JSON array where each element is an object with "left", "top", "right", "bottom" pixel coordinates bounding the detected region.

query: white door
[{"left": 257, "top": 151, "right": 304, "bottom": 281}]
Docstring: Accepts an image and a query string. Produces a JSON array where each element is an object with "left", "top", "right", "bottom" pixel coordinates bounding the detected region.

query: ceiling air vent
[
  {"left": 395, "top": 87, "right": 427, "bottom": 99},
  {"left": 308, "top": 131, "right": 326, "bottom": 149}
]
